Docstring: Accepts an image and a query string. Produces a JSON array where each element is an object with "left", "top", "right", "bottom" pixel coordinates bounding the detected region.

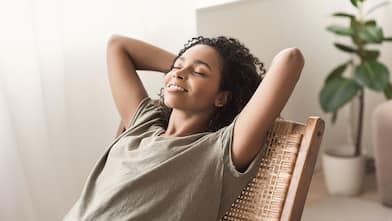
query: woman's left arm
[{"left": 232, "top": 48, "right": 305, "bottom": 172}]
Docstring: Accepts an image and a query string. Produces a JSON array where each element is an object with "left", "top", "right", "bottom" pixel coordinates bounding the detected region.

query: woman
[{"left": 63, "top": 35, "right": 304, "bottom": 221}]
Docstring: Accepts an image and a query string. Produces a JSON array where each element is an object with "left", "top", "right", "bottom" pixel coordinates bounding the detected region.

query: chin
[
  {"left": 163, "top": 97, "right": 182, "bottom": 109},
  {"left": 163, "top": 92, "right": 186, "bottom": 107}
]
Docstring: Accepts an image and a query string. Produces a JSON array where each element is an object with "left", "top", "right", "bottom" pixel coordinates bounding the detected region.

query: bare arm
[
  {"left": 107, "top": 34, "right": 176, "bottom": 130},
  {"left": 232, "top": 48, "right": 305, "bottom": 172}
]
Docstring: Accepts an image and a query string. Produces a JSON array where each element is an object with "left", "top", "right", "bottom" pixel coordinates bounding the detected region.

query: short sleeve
[
  {"left": 217, "top": 117, "right": 267, "bottom": 178},
  {"left": 126, "top": 97, "right": 163, "bottom": 130}
]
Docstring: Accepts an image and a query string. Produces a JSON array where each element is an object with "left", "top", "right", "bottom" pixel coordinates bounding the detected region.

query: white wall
[{"left": 196, "top": 0, "right": 392, "bottom": 159}]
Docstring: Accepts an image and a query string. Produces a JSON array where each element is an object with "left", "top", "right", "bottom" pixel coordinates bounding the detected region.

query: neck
[{"left": 162, "top": 109, "right": 213, "bottom": 137}]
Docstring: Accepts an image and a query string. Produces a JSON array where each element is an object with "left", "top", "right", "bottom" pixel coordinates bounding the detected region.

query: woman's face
[{"left": 163, "top": 44, "right": 228, "bottom": 114}]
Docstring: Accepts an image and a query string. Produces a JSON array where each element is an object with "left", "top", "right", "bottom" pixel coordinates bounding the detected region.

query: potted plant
[{"left": 319, "top": 0, "right": 392, "bottom": 196}]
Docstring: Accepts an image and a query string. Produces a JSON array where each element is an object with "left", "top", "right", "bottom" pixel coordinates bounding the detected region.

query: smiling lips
[{"left": 167, "top": 83, "right": 188, "bottom": 92}]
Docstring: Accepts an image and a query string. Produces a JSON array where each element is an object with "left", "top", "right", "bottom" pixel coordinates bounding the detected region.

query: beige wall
[{"left": 196, "top": 0, "right": 392, "bottom": 159}]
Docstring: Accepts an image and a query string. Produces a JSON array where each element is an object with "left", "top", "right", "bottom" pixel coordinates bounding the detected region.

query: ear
[{"left": 214, "top": 91, "right": 231, "bottom": 107}]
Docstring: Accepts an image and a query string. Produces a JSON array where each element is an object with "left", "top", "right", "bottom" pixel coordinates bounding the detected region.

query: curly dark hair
[{"left": 159, "top": 36, "right": 266, "bottom": 132}]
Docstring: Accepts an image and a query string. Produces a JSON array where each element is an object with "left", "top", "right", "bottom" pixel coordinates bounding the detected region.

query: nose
[{"left": 172, "top": 69, "right": 186, "bottom": 80}]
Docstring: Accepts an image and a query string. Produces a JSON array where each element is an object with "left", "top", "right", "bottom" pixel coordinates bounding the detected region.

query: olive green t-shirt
[{"left": 63, "top": 97, "right": 267, "bottom": 221}]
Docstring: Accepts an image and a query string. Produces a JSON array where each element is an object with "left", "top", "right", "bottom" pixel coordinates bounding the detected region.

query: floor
[{"left": 302, "top": 168, "right": 392, "bottom": 220}]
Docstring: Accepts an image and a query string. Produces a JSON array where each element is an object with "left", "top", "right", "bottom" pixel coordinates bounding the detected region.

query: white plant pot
[{"left": 322, "top": 145, "right": 366, "bottom": 196}]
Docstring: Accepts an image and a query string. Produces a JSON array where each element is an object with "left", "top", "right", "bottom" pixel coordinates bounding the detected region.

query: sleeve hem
[
  {"left": 126, "top": 97, "right": 152, "bottom": 129},
  {"left": 228, "top": 141, "right": 265, "bottom": 178}
]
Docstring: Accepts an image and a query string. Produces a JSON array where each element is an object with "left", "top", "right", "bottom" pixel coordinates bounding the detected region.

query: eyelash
[{"left": 171, "top": 66, "right": 206, "bottom": 76}]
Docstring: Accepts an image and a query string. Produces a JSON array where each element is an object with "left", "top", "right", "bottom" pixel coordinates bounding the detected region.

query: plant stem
[
  {"left": 355, "top": 89, "right": 364, "bottom": 157},
  {"left": 354, "top": 5, "right": 365, "bottom": 157}
]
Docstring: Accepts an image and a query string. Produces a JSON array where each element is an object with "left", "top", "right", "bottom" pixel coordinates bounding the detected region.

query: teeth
[{"left": 168, "top": 84, "right": 186, "bottom": 91}]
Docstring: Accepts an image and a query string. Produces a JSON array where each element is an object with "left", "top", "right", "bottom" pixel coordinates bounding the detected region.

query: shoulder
[{"left": 126, "top": 97, "right": 165, "bottom": 130}]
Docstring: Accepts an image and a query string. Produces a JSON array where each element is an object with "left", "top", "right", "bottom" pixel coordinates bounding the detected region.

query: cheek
[
  {"left": 163, "top": 73, "right": 172, "bottom": 86},
  {"left": 192, "top": 80, "right": 220, "bottom": 99},
  {"left": 163, "top": 72, "right": 170, "bottom": 81}
]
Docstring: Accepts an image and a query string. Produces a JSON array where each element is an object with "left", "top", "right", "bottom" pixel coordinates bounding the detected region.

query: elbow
[
  {"left": 285, "top": 47, "right": 305, "bottom": 68},
  {"left": 273, "top": 47, "right": 305, "bottom": 69},
  {"left": 107, "top": 34, "right": 124, "bottom": 50},
  {"left": 280, "top": 48, "right": 305, "bottom": 81}
]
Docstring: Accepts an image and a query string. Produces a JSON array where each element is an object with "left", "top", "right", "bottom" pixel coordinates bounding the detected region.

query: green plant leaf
[
  {"left": 327, "top": 25, "right": 354, "bottom": 36},
  {"left": 384, "top": 36, "right": 392, "bottom": 41},
  {"left": 333, "top": 12, "right": 355, "bottom": 19},
  {"left": 364, "top": 20, "right": 377, "bottom": 26},
  {"left": 326, "top": 61, "right": 351, "bottom": 83},
  {"left": 351, "top": 18, "right": 361, "bottom": 30},
  {"left": 384, "top": 82, "right": 392, "bottom": 99},
  {"left": 363, "top": 49, "right": 380, "bottom": 60},
  {"left": 354, "top": 61, "right": 390, "bottom": 91},
  {"left": 334, "top": 43, "right": 357, "bottom": 53},
  {"left": 319, "top": 77, "right": 360, "bottom": 113},
  {"left": 358, "top": 26, "right": 384, "bottom": 43},
  {"left": 351, "top": 0, "right": 363, "bottom": 8},
  {"left": 351, "top": 19, "right": 366, "bottom": 45}
]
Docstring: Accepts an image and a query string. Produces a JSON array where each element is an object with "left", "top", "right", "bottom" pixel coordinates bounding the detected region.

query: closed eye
[
  {"left": 171, "top": 65, "right": 207, "bottom": 77},
  {"left": 193, "top": 71, "right": 206, "bottom": 76}
]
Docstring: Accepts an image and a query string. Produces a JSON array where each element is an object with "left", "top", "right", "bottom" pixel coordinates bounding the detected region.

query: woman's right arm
[{"left": 106, "top": 34, "right": 176, "bottom": 130}]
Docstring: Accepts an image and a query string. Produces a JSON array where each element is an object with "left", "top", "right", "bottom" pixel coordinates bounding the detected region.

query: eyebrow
[{"left": 178, "top": 56, "right": 212, "bottom": 71}]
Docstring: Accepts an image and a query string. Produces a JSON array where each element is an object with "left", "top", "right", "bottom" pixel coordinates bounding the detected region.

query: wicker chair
[{"left": 114, "top": 116, "right": 325, "bottom": 221}]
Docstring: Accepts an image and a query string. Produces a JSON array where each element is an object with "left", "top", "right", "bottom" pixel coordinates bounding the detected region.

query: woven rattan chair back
[{"left": 220, "top": 116, "right": 324, "bottom": 221}]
